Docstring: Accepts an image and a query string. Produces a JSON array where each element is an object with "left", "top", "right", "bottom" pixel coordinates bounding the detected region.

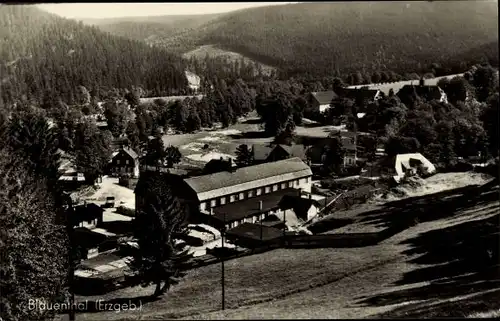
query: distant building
[
  {"left": 252, "top": 144, "right": 308, "bottom": 165},
  {"left": 203, "top": 158, "right": 233, "bottom": 175},
  {"left": 307, "top": 131, "right": 358, "bottom": 168},
  {"left": 71, "top": 202, "right": 104, "bottom": 229},
  {"left": 109, "top": 147, "right": 140, "bottom": 178},
  {"left": 335, "top": 87, "right": 383, "bottom": 107},
  {"left": 393, "top": 153, "right": 436, "bottom": 183},
  {"left": 279, "top": 194, "right": 320, "bottom": 222},
  {"left": 397, "top": 78, "right": 448, "bottom": 105},
  {"left": 309, "top": 91, "right": 339, "bottom": 113}
]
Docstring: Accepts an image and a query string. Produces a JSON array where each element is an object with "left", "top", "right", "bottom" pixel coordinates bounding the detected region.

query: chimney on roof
[
  {"left": 210, "top": 207, "right": 214, "bottom": 215},
  {"left": 259, "top": 201, "right": 263, "bottom": 211}
]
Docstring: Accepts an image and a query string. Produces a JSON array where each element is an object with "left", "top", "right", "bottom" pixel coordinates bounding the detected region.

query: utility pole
[
  {"left": 221, "top": 212, "right": 226, "bottom": 311},
  {"left": 65, "top": 195, "right": 76, "bottom": 321}
]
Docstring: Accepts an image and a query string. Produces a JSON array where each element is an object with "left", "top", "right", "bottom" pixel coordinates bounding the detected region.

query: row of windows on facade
[
  {"left": 201, "top": 177, "right": 310, "bottom": 211},
  {"left": 114, "top": 167, "right": 134, "bottom": 173},
  {"left": 116, "top": 159, "right": 132, "bottom": 165}
]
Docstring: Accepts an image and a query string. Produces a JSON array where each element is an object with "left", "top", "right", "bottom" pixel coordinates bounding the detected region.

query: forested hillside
[
  {"left": 198, "top": 2, "right": 498, "bottom": 78},
  {"left": 88, "top": 2, "right": 498, "bottom": 80},
  {"left": 0, "top": 5, "right": 189, "bottom": 107},
  {"left": 81, "top": 13, "right": 221, "bottom": 47}
]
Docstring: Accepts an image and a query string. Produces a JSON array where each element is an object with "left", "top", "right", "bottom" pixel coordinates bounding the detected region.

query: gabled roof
[
  {"left": 252, "top": 144, "right": 274, "bottom": 161},
  {"left": 253, "top": 144, "right": 307, "bottom": 161},
  {"left": 184, "top": 158, "right": 312, "bottom": 201},
  {"left": 311, "top": 91, "right": 338, "bottom": 105},
  {"left": 117, "top": 147, "right": 139, "bottom": 160},
  {"left": 279, "top": 144, "right": 307, "bottom": 160}
]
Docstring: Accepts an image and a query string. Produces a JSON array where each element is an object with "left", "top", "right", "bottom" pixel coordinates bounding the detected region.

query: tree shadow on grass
[
  {"left": 354, "top": 181, "right": 500, "bottom": 318},
  {"left": 229, "top": 131, "right": 271, "bottom": 140}
]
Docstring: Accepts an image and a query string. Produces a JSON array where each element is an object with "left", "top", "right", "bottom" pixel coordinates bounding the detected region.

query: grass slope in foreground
[{"left": 60, "top": 178, "right": 499, "bottom": 320}]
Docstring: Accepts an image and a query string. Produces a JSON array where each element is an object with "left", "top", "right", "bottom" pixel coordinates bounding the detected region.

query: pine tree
[
  {"left": 131, "top": 173, "right": 193, "bottom": 297},
  {"left": 235, "top": 144, "right": 253, "bottom": 167}
]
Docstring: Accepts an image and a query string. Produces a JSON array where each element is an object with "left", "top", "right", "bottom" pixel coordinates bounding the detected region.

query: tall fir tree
[{"left": 131, "top": 173, "right": 193, "bottom": 297}]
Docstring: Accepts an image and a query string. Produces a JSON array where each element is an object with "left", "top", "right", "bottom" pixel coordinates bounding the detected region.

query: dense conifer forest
[
  {"left": 86, "top": 2, "right": 499, "bottom": 80},
  {"left": 0, "top": 5, "right": 189, "bottom": 107}
]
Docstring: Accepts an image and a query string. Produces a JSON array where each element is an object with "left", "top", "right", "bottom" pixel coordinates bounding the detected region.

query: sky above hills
[{"left": 37, "top": 2, "right": 298, "bottom": 19}]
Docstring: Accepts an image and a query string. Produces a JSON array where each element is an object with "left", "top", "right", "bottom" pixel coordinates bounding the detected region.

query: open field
[
  {"left": 59, "top": 178, "right": 499, "bottom": 320},
  {"left": 162, "top": 114, "right": 346, "bottom": 167},
  {"left": 347, "top": 73, "right": 464, "bottom": 95}
]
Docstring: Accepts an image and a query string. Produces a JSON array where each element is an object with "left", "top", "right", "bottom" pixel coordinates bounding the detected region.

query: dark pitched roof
[
  {"left": 114, "top": 147, "right": 139, "bottom": 161},
  {"left": 279, "top": 144, "right": 307, "bottom": 160},
  {"left": 252, "top": 144, "right": 274, "bottom": 161},
  {"left": 226, "top": 223, "right": 283, "bottom": 242},
  {"left": 253, "top": 144, "right": 307, "bottom": 162},
  {"left": 212, "top": 188, "right": 299, "bottom": 223},
  {"left": 184, "top": 158, "right": 312, "bottom": 201},
  {"left": 311, "top": 91, "right": 338, "bottom": 105}
]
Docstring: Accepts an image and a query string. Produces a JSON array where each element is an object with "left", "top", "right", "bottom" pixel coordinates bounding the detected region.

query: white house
[{"left": 393, "top": 153, "right": 436, "bottom": 183}]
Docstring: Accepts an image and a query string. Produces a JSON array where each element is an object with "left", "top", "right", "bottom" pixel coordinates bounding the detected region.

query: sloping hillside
[
  {"left": 91, "top": 2, "right": 498, "bottom": 78},
  {"left": 56, "top": 180, "right": 499, "bottom": 320},
  {"left": 0, "top": 5, "right": 189, "bottom": 106},
  {"left": 81, "top": 14, "right": 221, "bottom": 48},
  {"left": 196, "top": 2, "right": 498, "bottom": 77}
]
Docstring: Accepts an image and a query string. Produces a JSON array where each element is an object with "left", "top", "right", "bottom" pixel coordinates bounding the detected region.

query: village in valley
[
  {"left": 58, "top": 67, "right": 499, "bottom": 318},
  {"left": 1, "top": 2, "right": 499, "bottom": 321}
]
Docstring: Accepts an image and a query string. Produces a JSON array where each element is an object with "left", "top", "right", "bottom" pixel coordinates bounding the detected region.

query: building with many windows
[
  {"left": 109, "top": 147, "right": 140, "bottom": 178},
  {"left": 182, "top": 157, "right": 313, "bottom": 228}
]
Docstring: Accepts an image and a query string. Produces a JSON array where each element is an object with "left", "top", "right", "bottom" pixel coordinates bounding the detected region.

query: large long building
[{"left": 182, "top": 157, "right": 313, "bottom": 228}]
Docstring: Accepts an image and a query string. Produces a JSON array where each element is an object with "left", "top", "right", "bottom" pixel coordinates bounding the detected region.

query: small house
[
  {"left": 278, "top": 194, "right": 320, "bottom": 222},
  {"left": 307, "top": 131, "right": 358, "bottom": 168},
  {"left": 72, "top": 202, "right": 104, "bottom": 229},
  {"left": 309, "top": 91, "right": 339, "bottom": 114},
  {"left": 109, "top": 147, "right": 140, "bottom": 178},
  {"left": 397, "top": 78, "right": 448, "bottom": 105},
  {"left": 393, "top": 153, "right": 436, "bottom": 183},
  {"left": 252, "top": 144, "right": 307, "bottom": 165}
]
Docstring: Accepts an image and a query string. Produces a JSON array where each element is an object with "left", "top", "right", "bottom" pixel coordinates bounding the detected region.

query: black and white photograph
[{"left": 0, "top": 1, "right": 499, "bottom": 320}]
